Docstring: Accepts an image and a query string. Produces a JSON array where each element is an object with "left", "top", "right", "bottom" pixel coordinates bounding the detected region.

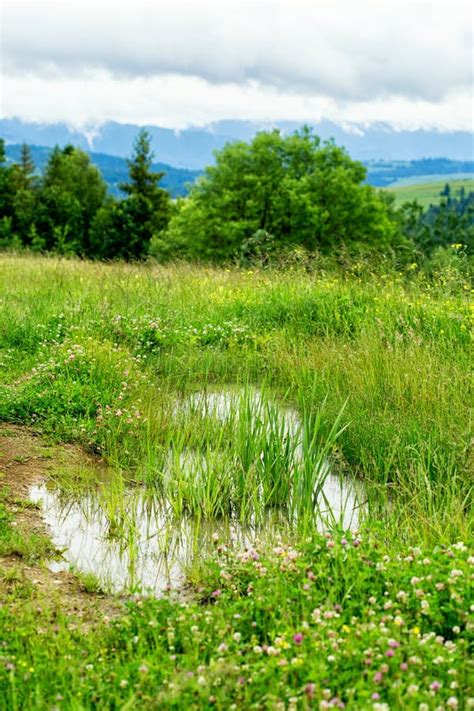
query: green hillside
[{"left": 386, "top": 177, "right": 474, "bottom": 207}]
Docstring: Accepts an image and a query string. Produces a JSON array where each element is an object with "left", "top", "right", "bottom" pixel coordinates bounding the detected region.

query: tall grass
[{"left": 0, "top": 254, "right": 471, "bottom": 542}]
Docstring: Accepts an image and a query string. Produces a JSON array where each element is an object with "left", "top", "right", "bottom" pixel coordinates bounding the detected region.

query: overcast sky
[{"left": 1, "top": 0, "right": 473, "bottom": 131}]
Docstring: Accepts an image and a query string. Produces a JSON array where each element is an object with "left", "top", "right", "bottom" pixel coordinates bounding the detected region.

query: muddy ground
[{"left": 0, "top": 424, "right": 122, "bottom": 622}]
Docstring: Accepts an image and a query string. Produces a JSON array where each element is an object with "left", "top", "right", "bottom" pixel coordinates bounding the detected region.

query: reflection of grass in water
[
  {"left": 166, "top": 386, "right": 356, "bottom": 526},
  {"left": 31, "top": 385, "right": 361, "bottom": 596}
]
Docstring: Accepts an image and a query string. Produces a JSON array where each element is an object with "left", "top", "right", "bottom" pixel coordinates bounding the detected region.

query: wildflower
[
  {"left": 400, "top": 662, "right": 408, "bottom": 671},
  {"left": 385, "top": 649, "right": 394, "bottom": 657},
  {"left": 253, "top": 645, "right": 262, "bottom": 654},
  {"left": 138, "top": 664, "right": 149, "bottom": 674},
  {"left": 211, "top": 589, "right": 222, "bottom": 598},
  {"left": 217, "top": 643, "right": 228, "bottom": 653},
  {"left": 430, "top": 681, "right": 441, "bottom": 692},
  {"left": 293, "top": 633, "right": 303, "bottom": 645},
  {"left": 233, "top": 632, "right": 241, "bottom": 642},
  {"left": 119, "top": 680, "right": 128, "bottom": 688},
  {"left": 373, "top": 671, "right": 383, "bottom": 683},
  {"left": 447, "top": 698, "right": 459, "bottom": 709}
]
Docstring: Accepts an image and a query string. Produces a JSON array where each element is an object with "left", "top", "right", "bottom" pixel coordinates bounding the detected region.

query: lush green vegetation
[
  {"left": 0, "top": 131, "right": 171, "bottom": 259},
  {"left": 0, "top": 255, "right": 472, "bottom": 708},
  {"left": 387, "top": 179, "right": 474, "bottom": 208},
  {"left": 2, "top": 128, "right": 473, "bottom": 265},
  {"left": 399, "top": 185, "right": 474, "bottom": 258},
  {"left": 156, "top": 129, "right": 401, "bottom": 262}
]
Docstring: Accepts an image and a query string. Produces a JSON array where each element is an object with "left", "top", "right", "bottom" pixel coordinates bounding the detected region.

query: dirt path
[{"left": 0, "top": 424, "right": 122, "bottom": 622}]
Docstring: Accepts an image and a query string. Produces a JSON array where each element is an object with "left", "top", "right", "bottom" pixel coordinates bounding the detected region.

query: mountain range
[
  {"left": 2, "top": 118, "right": 473, "bottom": 169},
  {"left": 4, "top": 143, "right": 200, "bottom": 198},
  {"left": 2, "top": 118, "right": 473, "bottom": 197}
]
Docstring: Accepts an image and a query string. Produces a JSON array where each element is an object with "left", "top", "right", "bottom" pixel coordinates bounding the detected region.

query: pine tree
[
  {"left": 117, "top": 129, "right": 170, "bottom": 257},
  {"left": 19, "top": 143, "right": 35, "bottom": 187}
]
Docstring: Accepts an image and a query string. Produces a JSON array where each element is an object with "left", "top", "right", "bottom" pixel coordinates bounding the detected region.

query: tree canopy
[{"left": 160, "top": 128, "right": 403, "bottom": 261}]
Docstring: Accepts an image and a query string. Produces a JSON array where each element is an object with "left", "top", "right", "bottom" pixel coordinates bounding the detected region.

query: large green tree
[
  {"left": 35, "top": 145, "right": 107, "bottom": 254},
  {"left": 163, "top": 128, "right": 402, "bottom": 262}
]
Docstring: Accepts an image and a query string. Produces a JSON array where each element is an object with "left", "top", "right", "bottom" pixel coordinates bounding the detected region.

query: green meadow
[
  {"left": 386, "top": 178, "right": 474, "bottom": 208},
  {"left": 0, "top": 255, "right": 472, "bottom": 709}
]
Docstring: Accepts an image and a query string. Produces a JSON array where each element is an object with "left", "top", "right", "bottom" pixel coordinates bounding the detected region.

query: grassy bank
[{"left": 0, "top": 255, "right": 472, "bottom": 708}]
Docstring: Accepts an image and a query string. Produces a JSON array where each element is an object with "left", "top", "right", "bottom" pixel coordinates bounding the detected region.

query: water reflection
[
  {"left": 31, "top": 389, "right": 364, "bottom": 595},
  {"left": 30, "top": 483, "right": 268, "bottom": 594}
]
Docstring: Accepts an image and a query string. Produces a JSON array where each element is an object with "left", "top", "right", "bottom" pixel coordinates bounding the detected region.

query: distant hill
[
  {"left": 386, "top": 178, "right": 474, "bottom": 208},
  {"left": 2, "top": 117, "right": 473, "bottom": 169},
  {"left": 364, "top": 159, "right": 474, "bottom": 188},
  {"left": 4, "top": 144, "right": 200, "bottom": 198},
  {"left": 4, "top": 143, "right": 474, "bottom": 200}
]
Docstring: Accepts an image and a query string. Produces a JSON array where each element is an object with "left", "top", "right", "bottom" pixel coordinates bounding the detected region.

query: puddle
[
  {"left": 29, "top": 483, "right": 283, "bottom": 595},
  {"left": 31, "top": 388, "right": 364, "bottom": 595}
]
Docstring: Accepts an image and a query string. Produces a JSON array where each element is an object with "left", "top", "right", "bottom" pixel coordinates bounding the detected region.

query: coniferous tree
[
  {"left": 117, "top": 129, "right": 170, "bottom": 257},
  {"left": 18, "top": 143, "right": 36, "bottom": 188}
]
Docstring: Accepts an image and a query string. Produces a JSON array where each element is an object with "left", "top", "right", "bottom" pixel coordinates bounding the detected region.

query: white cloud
[{"left": 1, "top": 0, "right": 473, "bottom": 130}]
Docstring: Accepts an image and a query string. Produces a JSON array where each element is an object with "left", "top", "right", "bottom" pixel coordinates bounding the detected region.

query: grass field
[
  {"left": 386, "top": 177, "right": 474, "bottom": 207},
  {"left": 0, "top": 255, "right": 472, "bottom": 709}
]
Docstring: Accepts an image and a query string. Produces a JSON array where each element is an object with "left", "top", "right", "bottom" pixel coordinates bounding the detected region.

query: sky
[{"left": 1, "top": 0, "right": 473, "bottom": 132}]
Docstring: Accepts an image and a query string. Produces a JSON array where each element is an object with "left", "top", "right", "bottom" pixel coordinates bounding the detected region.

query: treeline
[
  {"left": 1, "top": 127, "right": 472, "bottom": 264},
  {"left": 0, "top": 130, "right": 169, "bottom": 259}
]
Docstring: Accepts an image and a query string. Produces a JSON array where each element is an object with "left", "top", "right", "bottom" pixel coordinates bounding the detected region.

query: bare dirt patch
[{"left": 0, "top": 424, "right": 122, "bottom": 621}]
